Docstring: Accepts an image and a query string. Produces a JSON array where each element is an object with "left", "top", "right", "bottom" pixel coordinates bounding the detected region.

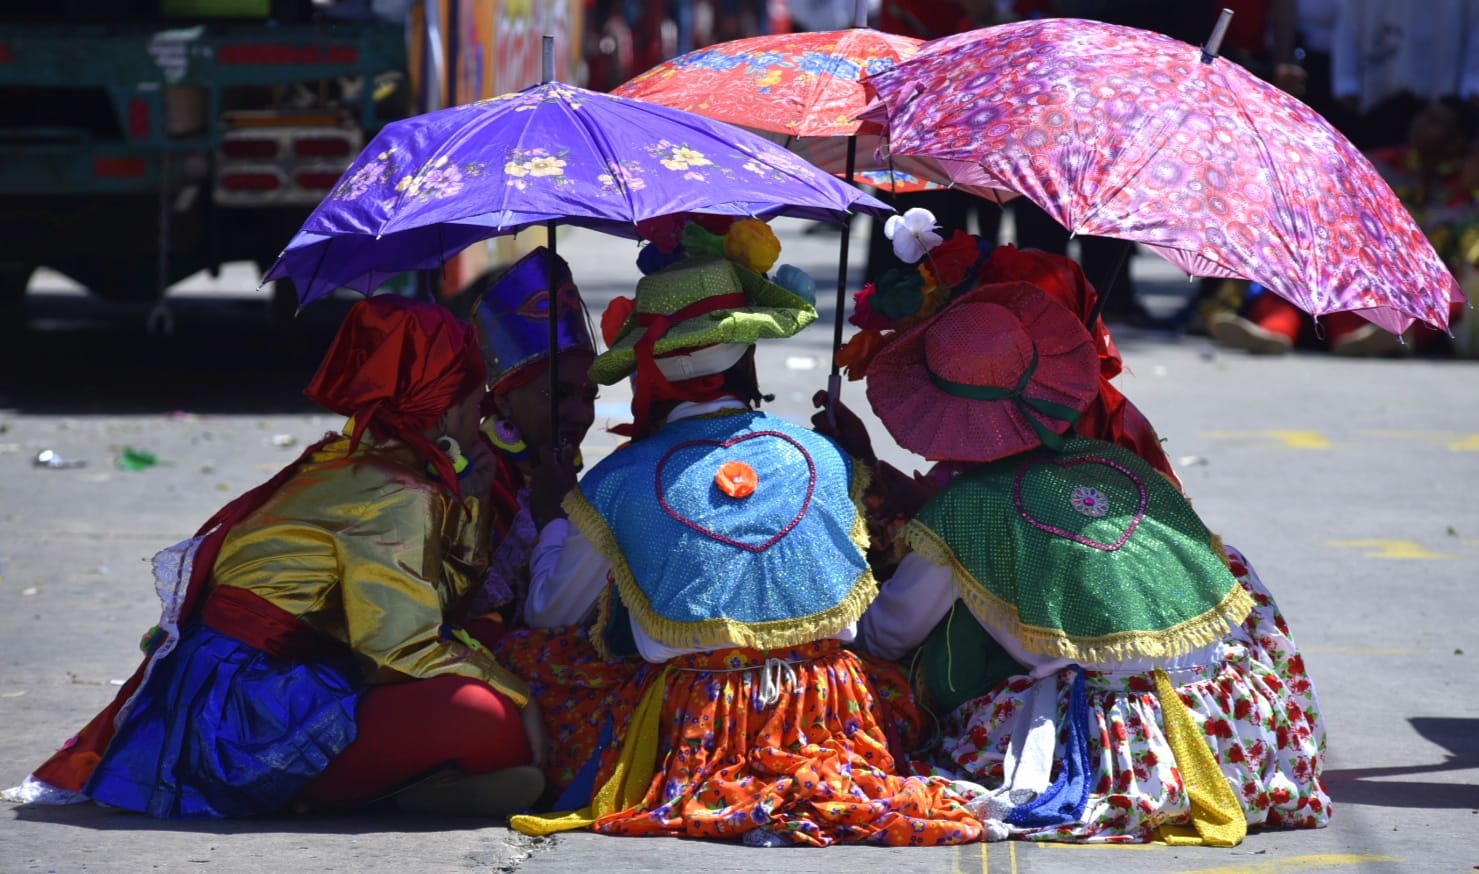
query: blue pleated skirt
[{"left": 85, "top": 622, "right": 365, "bottom": 818}]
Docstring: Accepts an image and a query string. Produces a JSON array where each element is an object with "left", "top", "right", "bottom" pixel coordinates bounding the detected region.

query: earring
[
  {"left": 434, "top": 435, "right": 471, "bottom": 476},
  {"left": 487, "top": 418, "right": 529, "bottom": 455}
]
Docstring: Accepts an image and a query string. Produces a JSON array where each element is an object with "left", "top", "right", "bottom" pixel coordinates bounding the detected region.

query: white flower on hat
[{"left": 883, "top": 208, "right": 943, "bottom": 264}]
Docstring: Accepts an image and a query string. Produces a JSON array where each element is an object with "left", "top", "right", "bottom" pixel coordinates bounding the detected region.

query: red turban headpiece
[{"left": 305, "top": 295, "right": 486, "bottom": 492}]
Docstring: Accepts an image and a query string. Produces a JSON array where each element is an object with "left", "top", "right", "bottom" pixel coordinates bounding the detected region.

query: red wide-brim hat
[{"left": 865, "top": 281, "right": 1100, "bottom": 463}]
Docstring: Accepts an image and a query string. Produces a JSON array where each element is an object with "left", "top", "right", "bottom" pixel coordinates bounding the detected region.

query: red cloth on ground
[{"left": 296, "top": 675, "right": 531, "bottom": 808}]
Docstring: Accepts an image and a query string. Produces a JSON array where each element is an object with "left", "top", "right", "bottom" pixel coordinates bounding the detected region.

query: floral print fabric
[
  {"left": 493, "top": 626, "right": 640, "bottom": 793},
  {"left": 865, "top": 17, "right": 1460, "bottom": 335},
  {"left": 587, "top": 642, "right": 982, "bottom": 846},
  {"left": 940, "top": 547, "right": 1329, "bottom": 842}
]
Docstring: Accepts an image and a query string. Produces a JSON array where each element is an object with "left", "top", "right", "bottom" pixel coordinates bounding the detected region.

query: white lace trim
[
  {"left": 2, "top": 775, "right": 87, "bottom": 805},
  {"left": 3, "top": 534, "right": 204, "bottom": 807}
]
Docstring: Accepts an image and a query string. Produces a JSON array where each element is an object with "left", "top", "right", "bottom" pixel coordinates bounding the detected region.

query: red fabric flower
[
  {"left": 715, "top": 460, "right": 758, "bottom": 498},
  {"left": 922, "top": 230, "right": 981, "bottom": 289},
  {"left": 849, "top": 282, "right": 894, "bottom": 330},
  {"left": 601, "top": 295, "right": 636, "bottom": 347}
]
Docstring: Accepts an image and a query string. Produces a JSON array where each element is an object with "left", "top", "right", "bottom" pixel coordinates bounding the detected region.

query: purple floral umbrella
[
  {"left": 863, "top": 17, "right": 1463, "bottom": 334},
  {"left": 264, "top": 81, "right": 889, "bottom": 306}
]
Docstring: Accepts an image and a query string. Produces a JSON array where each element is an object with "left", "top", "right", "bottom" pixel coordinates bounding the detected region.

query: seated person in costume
[
  {"left": 846, "top": 280, "right": 1330, "bottom": 844},
  {"left": 827, "top": 212, "right": 1184, "bottom": 578},
  {"left": 6, "top": 297, "right": 546, "bottom": 819},
  {"left": 507, "top": 227, "right": 983, "bottom": 847},
  {"left": 464, "top": 246, "right": 600, "bottom": 634}
]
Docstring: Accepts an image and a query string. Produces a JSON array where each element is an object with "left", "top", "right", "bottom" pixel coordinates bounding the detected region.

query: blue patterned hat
[{"left": 472, "top": 246, "right": 595, "bottom": 389}]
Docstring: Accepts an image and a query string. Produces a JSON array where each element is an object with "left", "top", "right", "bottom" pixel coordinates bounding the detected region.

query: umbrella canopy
[
  {"left": 264, "top": 81, "right": 888, "bottom": 305},
  {"left": 613, "top": 27, "right": 943, "bottom": 193},
  {"left": 863, "top": 17, "right": 1462, "bottom": 334}
]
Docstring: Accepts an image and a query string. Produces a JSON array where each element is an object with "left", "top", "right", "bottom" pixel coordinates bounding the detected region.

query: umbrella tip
[{"left": 1201, "top": 8, "right": 1234, "bottom": 63}]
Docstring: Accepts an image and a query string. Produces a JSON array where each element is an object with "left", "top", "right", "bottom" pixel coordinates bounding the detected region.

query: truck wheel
[
  {"left": 0, "top": 264, "right": 32, "bottom": 304},
  {"left": 0, "top": 264, "right": 34, "bottom": 331}
]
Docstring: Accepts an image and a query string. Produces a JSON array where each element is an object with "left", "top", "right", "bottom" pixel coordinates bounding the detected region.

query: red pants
[
  {"left": 1249, "top": 293, "right": 1462, "bottom": 351},
  {"left": 1246, "top": 293, "right": 1367, "bottom": 345},
  {"left": 296, "top": 675, "right": 530, "bottom": 808}
]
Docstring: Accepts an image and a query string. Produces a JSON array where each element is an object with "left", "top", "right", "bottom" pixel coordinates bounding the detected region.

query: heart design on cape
[
  {"left": 1011, "top": 454, "right": 1148, "bottom": 551},
  {"left": 655, "top": 430, "right": 817, "bottom": 553}
]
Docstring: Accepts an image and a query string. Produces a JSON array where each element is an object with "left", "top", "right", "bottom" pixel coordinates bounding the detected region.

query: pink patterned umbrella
[{"left": 864, "top": 17, "right": 1462, "bottom": 334}]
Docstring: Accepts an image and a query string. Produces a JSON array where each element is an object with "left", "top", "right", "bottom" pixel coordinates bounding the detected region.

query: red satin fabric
[
  {"left": 305, "top": 296, "right": 486, "bottom": 493},
  {"left": 201, "top": 586, "right": 349, "bottom": 665}
]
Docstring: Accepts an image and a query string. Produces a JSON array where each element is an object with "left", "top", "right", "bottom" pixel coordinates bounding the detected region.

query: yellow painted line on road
[
  {"left": 976, "top": 841, "right": 1020, "bottom": 874},
  {"left": 1173, "top": 852, "right": 1398, "bottom": 873},
  {"left": 1203, "top": 430, "right": 1331, "bottom": 449},
  {"left": 1325, "top": 539, "right": 1456, "bottom": 559},
  {"left": 1448, "top": 434, "right": 1479, "bottom": 451}
]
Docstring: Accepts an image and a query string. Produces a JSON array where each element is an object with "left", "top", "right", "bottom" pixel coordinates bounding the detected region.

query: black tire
[
  {"left": 0, "top": 263, "right": 32, "bottom": 305},
  {"left": 0, "top": 264, "right": 33, "bottom": 332}
]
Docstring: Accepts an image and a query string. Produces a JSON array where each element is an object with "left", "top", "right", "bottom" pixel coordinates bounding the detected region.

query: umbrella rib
[
  {"left": 562, "top": 92, "right": 645, "bottom": 225},
  {"left": 1218, "top": 78, "right": 1330, "bottom": 312}
]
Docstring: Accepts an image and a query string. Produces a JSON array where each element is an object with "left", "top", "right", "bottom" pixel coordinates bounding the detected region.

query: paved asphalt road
[{"left": 1, "top": 220, "right": 1475, "bottom": 873}]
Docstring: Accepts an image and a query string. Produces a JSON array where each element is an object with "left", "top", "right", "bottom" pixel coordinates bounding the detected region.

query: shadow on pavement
[
  {"left": 10, "top": 797, "right": 513, "bottom": 835},
  {"left": 0, "top": 293, "right": 355, "bottom": 416},
  {"left": 1323, "top": 717, "right": 1479, "bottom": 809}
]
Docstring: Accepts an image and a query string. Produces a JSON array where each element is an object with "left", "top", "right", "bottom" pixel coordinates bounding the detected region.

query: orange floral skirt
[
  {"left": 590, "top": 641, "right": 982, "bottom": 846},
  {"left": 493, "top": 626, "right": 640, "bottom": 793}
]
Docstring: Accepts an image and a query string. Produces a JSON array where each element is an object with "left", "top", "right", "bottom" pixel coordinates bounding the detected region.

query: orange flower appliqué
[{"left": 715, "top": 460, "right": 758, "bottom": 498}]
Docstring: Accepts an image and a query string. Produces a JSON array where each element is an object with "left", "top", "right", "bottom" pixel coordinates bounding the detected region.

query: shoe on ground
[
  {"left": 1330, "top": 324, "right": 1409, "bottom": 357},
  {"left": 1207, "top": 312, "right": 1293, "bottom": 355},
  {"left": 393, "top": 764, "right": 546, "bottom": 818}
]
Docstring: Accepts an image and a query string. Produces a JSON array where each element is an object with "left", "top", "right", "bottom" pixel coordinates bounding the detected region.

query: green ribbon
[{"left": 927, "top": 349, "right": 1081, "bottom": 451}]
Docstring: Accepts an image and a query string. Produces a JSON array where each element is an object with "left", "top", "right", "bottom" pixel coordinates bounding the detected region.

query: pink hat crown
[
  {"left": 924, "top": 302, "right": 1035, "bottom": 391},
  {"left": 865, "top": 282, "right": 1102, "bottom": 463}
]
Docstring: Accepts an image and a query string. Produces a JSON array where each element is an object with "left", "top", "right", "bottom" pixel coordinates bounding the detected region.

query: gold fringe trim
[
  {"left": 566, "top": 458, "right": 878, "bottom": 653},
  {"left": 904, "top": 521, "right": 1255, "bottom": 665},
  {"left": 588, "top": 569, "right": 618, "bottom": 662}
]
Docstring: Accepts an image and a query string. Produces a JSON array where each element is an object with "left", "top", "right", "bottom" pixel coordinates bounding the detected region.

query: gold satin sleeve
[{"left": 211, "top": 437, "right": 530, "bottom": 708}]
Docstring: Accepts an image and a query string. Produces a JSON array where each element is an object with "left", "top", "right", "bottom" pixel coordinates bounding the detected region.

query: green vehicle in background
[{"left": 0, "top": 0, "right": 409, "bottom": 330}]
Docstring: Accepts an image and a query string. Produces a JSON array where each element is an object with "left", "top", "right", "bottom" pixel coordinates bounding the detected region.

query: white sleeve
[
  {"left": 524, "top": 519, "right": 610, "bottom": 628},
  {"left": 857, "top": 551, "right": 956, "bottom": 661}
]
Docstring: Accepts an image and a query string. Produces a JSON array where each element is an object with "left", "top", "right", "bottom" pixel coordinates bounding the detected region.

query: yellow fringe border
[
  {"left": 569, "top": 457, "right": 877, "bottom": 654},
  {"left": 903, "top": 520, "right": 1254, "bottom": 665}
]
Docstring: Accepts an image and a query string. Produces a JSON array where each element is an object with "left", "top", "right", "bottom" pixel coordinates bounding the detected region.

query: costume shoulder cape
[
  {"left": 906, "top": 437, "right": 1251, "bottom": 664},
  {"left": 571, "top": 410, "right": 875, "bottom": 652}
]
